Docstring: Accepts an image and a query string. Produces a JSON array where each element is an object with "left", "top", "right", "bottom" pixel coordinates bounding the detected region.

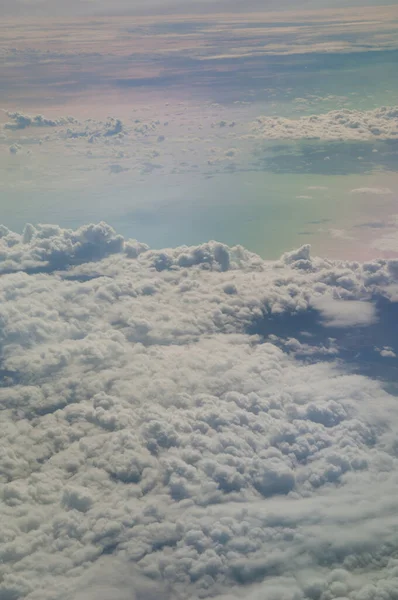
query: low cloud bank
[
  {"left": 251, "top": 106, "right": 398, "bottom": 141},
  {"left": 1, "top": 223, "right": 398, "bottom": 600},
  {"left": 4, "top": 111, "right": 77, "bottom": 130}
]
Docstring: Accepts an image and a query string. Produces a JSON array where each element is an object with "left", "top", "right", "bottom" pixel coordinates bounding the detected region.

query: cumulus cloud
[
  {"left": 1, "top": 222, "right": 398, "bottom": 600},
  {"left": 104, "top": 118, "right": 124, "bottom": 137},
  {"left": 4, "top": 111, "right": 77, "bottom": 130},
  {"left": 66, "top": 117, "right": 126, "bottom": 143},
  {"left": 250, "top": 106, "right": 398, "bottom": 141},
  {"left": 378, "top": 346, "right": 396, "bottom": 358},
  {"left": 3, "top": 110, "right": 127, "bottom": 156},
  {"left": 62, "top": 556, "right": 169, "bottom": 600},
  {"left": 0, "top": 221, "right": 125, "bottom": 273}
]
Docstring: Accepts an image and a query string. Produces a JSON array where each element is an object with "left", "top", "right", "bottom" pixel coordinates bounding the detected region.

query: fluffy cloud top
[
  {"left": 1, "top": 222, "right": 398, "bottom": 600},
  {"left": 250, "top": 106, "right": 398, "bottom": 141},
  {"left": 4, "top": 112, "right": 77, "bottom": 130},
  {"left": 0, "top": 222, "right": 125, "bottom": 273}
]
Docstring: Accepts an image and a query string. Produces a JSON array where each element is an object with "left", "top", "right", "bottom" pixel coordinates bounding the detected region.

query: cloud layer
[
  {"left": 1, "top": 222, "right": 398, "bottom": 599},
  {"left": 250, "top": 106, "right": 398, "bottom": 141},
  {"left": 4, "top": 112, "right": 77, "bottom": 131}
]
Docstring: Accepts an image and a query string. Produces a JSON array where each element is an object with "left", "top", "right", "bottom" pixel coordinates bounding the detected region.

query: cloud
[
  {"left": 1, "top": 222, "right": 398, "bottom": 600},
  {"left": 104, "top": 118, "right": 124, "bottom": 137},
  {"left": 0, "top": 221, "right": 124, "bottom": 273},
  {"left": 350, "top": 187, "right": 394, "bottom": 195},
  {"left": 66, "top": 118, "right": 126, "bottom": 143},
  {"left": 9, "top": 143, "right": 21, "bottom": 154},
  {"left": 109, "top": 163, "right": 129, "bottom": 174},
  {"left": 328, "top": 228, "right": 355, "bottom": 241},
  {"left": 3, "top": 111, "right": 126, "bottom": 154},
  {"left": 4, "top": 111, "right": 77, "bottom": 131},
  {"left": 378, "top": 347, "right": 396, "bottom": 358},
  {"left": 62, "top": 556, "right": 169, "bottom": 600},
  {"left": 312, "top": 296, "right": 377, "bottom": 327},
  {"left": 250, "top": 106, "right": 398, "bottom": 141}
]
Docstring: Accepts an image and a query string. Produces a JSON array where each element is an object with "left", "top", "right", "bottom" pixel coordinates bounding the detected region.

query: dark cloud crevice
[{"left": 247, "top": 294, "right": 398, "bottom": 385}]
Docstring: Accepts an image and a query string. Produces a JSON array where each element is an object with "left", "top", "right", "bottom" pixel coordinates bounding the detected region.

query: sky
[
  {"left": 1, "top": 2, "right": 398, "bottom": 600},
  {"left": 2, "top": 4, "right": 398, "bottom": 258},
  {"left": 2, "top": 0, "right": 397, "bottom": 16}
]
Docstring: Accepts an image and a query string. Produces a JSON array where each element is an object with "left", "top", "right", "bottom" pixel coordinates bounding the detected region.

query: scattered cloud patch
[
  {"left": 104, "top": 118, "right": 124, "bottom": 137},
  {"left": 66, "top": 117, "right": 126, "bottom": 143},
  {"left": 328, "top": 228, "right": 355, "bottom": 241},
  {"left": 4, "top": 111, "right": 77, "bottom": 130},
  {"left": 250, "top": 106, "right": 398, "bottom": 141},
  {"left": 313, "top": 297, "right": 378, "bottom": 328},
  {"left": 9, "top": 143, "right": 21, "bottom": 154},
  {"left": 378, "top": 346, "right": 397, "bottom": 358},
  {"left": 350, "top": 187, "right": 394, "bottom": 195}
]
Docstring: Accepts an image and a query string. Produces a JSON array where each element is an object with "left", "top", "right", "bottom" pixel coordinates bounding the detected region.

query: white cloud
[
  {"left": 250, "top": 106, "right": 398, "bottom": 141},
  {"left": 378, "top": 347, "right": 396, "bottom": 358},
  {"left": 313, "top": 296, "right": 377, "bottom": 327},
  {"left": 0, "top": 221, "right": 124, "bottom": 273},
  {"left": 68, "top": 557, "right": 169, "bottom": 600},
  {"left": 66, "top": 117, "right": 126, "bottom": 143},
  {"left": 1, "top": 222, "right": 398, "bottom": 600},
  {"left": 350, "top": 187, "right": 394, "bottom": 195},
  {"left": 328, "top": 228, "right": 355, "bottom": 241},
  {"left": 4, "top": 111, "right": 77, "bottom": 131}
]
